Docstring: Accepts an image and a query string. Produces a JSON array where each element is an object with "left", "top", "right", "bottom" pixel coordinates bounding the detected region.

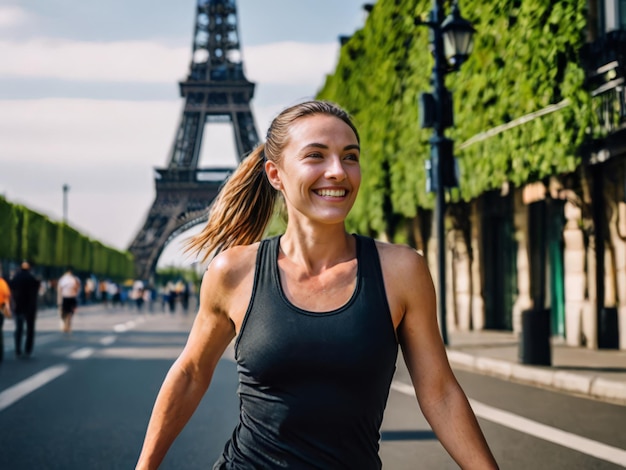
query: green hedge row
[
  {"left": 317, "top": 0, "right": 598, "bottom": 234},
  {"left": 0, "top": 196, "right": 135, "bottom": 279}
]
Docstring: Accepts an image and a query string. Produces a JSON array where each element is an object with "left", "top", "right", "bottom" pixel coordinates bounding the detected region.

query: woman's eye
[
  {"left": 344, "top": 153, "right": 360, "bottom": 162},
  {"left": 306, "top": 152, "right": 324, "bottom": 159}
]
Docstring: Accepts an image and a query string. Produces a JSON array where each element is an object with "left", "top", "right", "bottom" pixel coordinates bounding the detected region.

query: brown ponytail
[{"left": 186, "top": 144, "right": 276, "bottom": 262}]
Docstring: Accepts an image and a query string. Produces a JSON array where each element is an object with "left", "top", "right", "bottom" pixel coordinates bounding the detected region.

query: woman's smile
[{"left": 314, "top": 188, "right": 348, "bottom": 198}]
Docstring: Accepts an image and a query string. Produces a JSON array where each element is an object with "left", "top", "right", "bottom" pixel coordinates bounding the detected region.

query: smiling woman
[{"left": 135, "top": 100, "right": 499, "bottom": 470}]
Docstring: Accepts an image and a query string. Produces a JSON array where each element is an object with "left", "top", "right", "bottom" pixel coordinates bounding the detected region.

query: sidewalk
[{"left": 446, "top": 330, "right": 626, "bottom": 406}]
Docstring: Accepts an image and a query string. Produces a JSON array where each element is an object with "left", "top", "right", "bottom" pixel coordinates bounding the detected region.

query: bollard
[
  {"left": 598, "top": 307, "right": 619, "bottom": 349},
  {"left": 519, "top": 308, "right": 552, "bottom": 366}
]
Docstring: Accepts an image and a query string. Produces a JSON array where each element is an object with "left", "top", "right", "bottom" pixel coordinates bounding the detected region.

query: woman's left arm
[{"left": 384, "top": 245, "right": 499, "bottom": 469}]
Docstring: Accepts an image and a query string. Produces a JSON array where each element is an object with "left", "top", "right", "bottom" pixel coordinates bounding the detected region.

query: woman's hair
[{"left": 186, "top": 100, "right": 359, "bottom": 262}]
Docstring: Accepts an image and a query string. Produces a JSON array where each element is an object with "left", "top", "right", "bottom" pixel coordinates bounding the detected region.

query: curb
[{"left": 446, "top": 350, "right": 626, "bottom": 405}]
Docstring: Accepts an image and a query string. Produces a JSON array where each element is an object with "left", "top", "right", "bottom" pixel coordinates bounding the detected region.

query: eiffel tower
[{"left": 129, "top": 0, "right": 259, "bottom": 280}]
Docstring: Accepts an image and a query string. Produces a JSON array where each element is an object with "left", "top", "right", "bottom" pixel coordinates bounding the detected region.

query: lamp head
[{"left": 441, "top": 2, "right": 476, "bottom": 71}]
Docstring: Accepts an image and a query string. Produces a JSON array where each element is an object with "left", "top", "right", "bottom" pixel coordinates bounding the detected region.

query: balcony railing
[{"left": 581, "top": 30, "right": 626, "bottom": 134}]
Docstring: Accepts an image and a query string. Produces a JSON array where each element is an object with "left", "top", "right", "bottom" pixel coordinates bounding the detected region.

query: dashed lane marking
[
  {"left": 0, "top": 316, "right": 149, "bottom": 412},
  {"left": 390, "top": 381, "right": 626, "bottom": 467},
  {"left": 100, "top": 335, "right": 117, "bottom": 346},
  {"left": 113, "top": 318, "right": 142, "bottom": 333},
  {"left": 0, "top": 364, "right": 69, "bottom": 412},
  {"left": 68, "top": 347, "right": 95, "bottom": 359}
]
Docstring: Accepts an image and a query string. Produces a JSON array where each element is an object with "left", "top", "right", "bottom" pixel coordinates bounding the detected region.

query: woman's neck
[{"left": 279, "top": 224, "right": 355, "bottom": 275}]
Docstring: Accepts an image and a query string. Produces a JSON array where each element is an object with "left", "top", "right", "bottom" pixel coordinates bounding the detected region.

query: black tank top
[{"left": 214, "top": 235, "right": 398, "bottom": 469}]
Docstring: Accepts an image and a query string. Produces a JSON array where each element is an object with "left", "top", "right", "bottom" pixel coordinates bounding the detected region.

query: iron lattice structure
[{"left": 129, "top": 0, "right": 259, "bottom": 279}]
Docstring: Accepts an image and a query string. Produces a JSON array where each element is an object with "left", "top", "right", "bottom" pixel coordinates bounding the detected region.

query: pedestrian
[
  {"left": 99, "top": 279, "right": 109, "bottom": 306},
  {"left": 180, "top": 280, "right": 190, "bottom": 314},
  {"left": 9, "top": 261, "right": 41, "bottom": 358},
  {"left": 136, "top": 100, "right": 498, "bottom": 469},
  {"left": 165, "top": 281, "right": 176, "bottom": 313},
  {"left": 84, "top": 277, "right": 95, "bottom": 304},
  {"left": 57, "top": 266, "right": 81, "bottom": 334},
  {"left": 132, "top": 279, "right": 145, "bottom": 311},
  {"left": 0, "top": 267, "right": 12, "bottom": 363}
]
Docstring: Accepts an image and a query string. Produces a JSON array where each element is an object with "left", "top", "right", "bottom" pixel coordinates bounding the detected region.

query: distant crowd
[
  {"left": 0, "top": 263, "right": 197, "bottom": 315},
  {"left": 1, "top": 261, "right": 198, "bottom": 362}
]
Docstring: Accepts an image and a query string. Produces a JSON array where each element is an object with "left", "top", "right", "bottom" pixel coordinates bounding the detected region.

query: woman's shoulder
[
  {"left": 372, "top": 239, "right": 426, "bottom": 265},
  {"left": 205, "top": 242, "right": 260, "bottom": 289},
  {"left": 372, "top": 240, "right": 435, "bottom": 319},
  {"left": 371, "top": 239, "right": 431, "bottom": 285}
]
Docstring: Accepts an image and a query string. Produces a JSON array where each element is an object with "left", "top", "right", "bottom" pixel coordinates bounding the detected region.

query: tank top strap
[
  {"left": 353, "top": 234, "right": 390, "bottom": 310},
  {"left": 257, "top": 235, "right": 280, "bottom": 291},
  {"left": 234, "top": 236, "right": 280, "bottom": 354}
]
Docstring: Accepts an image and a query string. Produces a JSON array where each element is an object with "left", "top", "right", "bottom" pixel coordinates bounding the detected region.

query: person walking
[
  {"left": 57, "top": 266, "right": 81, "bottom": 334},
  {"left": 9, "top": 261, "right": 41, "bottom": 358},
  {"left": 0, "top": 268, "right": 12, "bottom": 363},
  {"left": 136, "top": 100, "right": 498, "bottom": 469}
]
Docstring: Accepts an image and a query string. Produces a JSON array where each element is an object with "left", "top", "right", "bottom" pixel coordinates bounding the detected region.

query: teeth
[{"left": 317, "top": 189, "right": 346, "bottom": 197}]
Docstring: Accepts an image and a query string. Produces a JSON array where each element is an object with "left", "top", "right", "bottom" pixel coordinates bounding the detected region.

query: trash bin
[
  {"left": 598, "top": 307, "right": 619, "bottom": 349},
  {"left": 519, "top": 308, "right": 552, "bottom": 366}
]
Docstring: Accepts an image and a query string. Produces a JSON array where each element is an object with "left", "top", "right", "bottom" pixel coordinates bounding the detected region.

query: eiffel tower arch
[{"left": 129, "top": 0, "right": 259, "bottom": 280}]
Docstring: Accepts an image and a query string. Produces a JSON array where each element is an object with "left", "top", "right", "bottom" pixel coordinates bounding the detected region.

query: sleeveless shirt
[{"left": 214, "top": 235, "right": 398, "bottom": 469}]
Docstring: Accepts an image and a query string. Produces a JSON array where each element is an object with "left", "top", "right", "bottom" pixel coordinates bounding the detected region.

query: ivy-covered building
[{"left": 316, "top": 0, "right": 626, "bottom": 349}]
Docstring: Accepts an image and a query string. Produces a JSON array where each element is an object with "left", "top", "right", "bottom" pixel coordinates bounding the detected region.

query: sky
[{"left": 0, "top": 0, "right": 371, "bottom": 268}]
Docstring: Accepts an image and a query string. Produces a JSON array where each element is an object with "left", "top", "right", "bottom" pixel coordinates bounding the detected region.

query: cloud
[
  {"left": 0, "top": 38, "right": 339, "bottom": 86},
  {"left": 0, "top": 5, "right": 28, "bottom": 29},
  {"left": 245, "top": 42, "right": 339, "bottom": 86},
  {"left": 0, "top": 39, "right": 190, "bottom": 83},
  {"left": 0, "top": 98, "right": 181, "bottom": 164}
]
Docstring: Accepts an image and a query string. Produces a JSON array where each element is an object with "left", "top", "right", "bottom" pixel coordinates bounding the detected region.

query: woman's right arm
[{"left": 135, "top": 258, "right": 238, "bottom": 469}]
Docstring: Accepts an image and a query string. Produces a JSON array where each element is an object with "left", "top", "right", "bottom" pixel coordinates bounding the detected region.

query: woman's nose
[{"left": 324, "top": 156, "right": 347, "bottom": 181}]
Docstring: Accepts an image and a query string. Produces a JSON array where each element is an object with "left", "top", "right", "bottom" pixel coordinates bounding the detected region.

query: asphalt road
[{"left": 1, "top": 306, "right": 625, "bottom": 469}]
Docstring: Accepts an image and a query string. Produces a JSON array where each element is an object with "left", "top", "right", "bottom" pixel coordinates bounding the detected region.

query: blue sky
[{"left": 0, "top": 0, "right": 370, "bottom": 267}]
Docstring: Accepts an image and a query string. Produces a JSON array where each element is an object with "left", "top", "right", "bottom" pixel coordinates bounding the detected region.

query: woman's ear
[{"left": 265, "top": 160, "right": 283, "bottom": 190}]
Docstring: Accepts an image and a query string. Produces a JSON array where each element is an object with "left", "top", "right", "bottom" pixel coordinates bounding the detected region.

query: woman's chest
[{"left": 277, "top": 259, "right": 357, "bottom": 312}]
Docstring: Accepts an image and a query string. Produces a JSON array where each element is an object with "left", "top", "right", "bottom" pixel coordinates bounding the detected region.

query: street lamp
[
  {"left": 62, "top": 184, "right": 70, "bottom": 223},
  {"left": 418, "top": 0, "right": 475, "bottom": 345}
]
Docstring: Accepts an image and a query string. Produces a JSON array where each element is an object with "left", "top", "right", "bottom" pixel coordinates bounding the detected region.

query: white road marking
[
  {"left": 0, "top": 364, "right": 69, "bottom": 412},
  {"left": 113, "top": 319, "right": 139, "bottom": 333},
  {"left": 390, "top": 381, "right": 626, "bottom": 466},
  {"left": 0, "top": 314, "right": 153, "bottom": 413},
  {"left": 100, "top": 335, "right": 117, "bottom": 346},
  {"left": 68, "top": 347, "right": 95, "bottom": 359}
]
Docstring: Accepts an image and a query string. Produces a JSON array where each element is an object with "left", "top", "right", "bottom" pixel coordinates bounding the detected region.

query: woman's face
[{"left": 266, "top": 113, "right": 361, "bottom": 227}]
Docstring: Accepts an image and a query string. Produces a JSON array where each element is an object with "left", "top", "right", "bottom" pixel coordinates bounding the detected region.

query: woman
[{"left": 136, "top": 100, "right": 498, "bottom": 469}]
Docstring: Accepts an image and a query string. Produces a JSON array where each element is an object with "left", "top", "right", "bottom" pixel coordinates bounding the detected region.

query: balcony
[{"left": 581, "top": 30, "right": 626, "bottom": 135}]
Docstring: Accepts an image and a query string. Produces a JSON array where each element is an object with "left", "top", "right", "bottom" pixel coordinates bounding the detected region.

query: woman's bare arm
[
  {"left": 135, "top": 255, "right": 242, "bottom": 469},
  {"left": 384, "top": 245, "right": 498, "bottom": 469}
]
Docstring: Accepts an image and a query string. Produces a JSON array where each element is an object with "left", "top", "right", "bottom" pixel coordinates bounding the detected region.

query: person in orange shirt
[{"left": 0, "top": 267, "right": 12, "bottom": 363}]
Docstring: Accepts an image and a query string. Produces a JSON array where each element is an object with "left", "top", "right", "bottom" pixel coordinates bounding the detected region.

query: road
[{"left": 1, "top": 306, "right": 625, "bottom": 469}]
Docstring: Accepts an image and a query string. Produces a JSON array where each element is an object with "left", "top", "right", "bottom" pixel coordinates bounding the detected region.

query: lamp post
[
  {"left": 418, "top": 0, "right": 475, "bottom": 345},
  {"left": 62, "top": 184, "right": 70, "bottom": 223}
]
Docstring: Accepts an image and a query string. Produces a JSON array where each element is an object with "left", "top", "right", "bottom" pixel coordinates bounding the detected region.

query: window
[{"left": 601, "top": 0, "right": 626, "bottom": 32}]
